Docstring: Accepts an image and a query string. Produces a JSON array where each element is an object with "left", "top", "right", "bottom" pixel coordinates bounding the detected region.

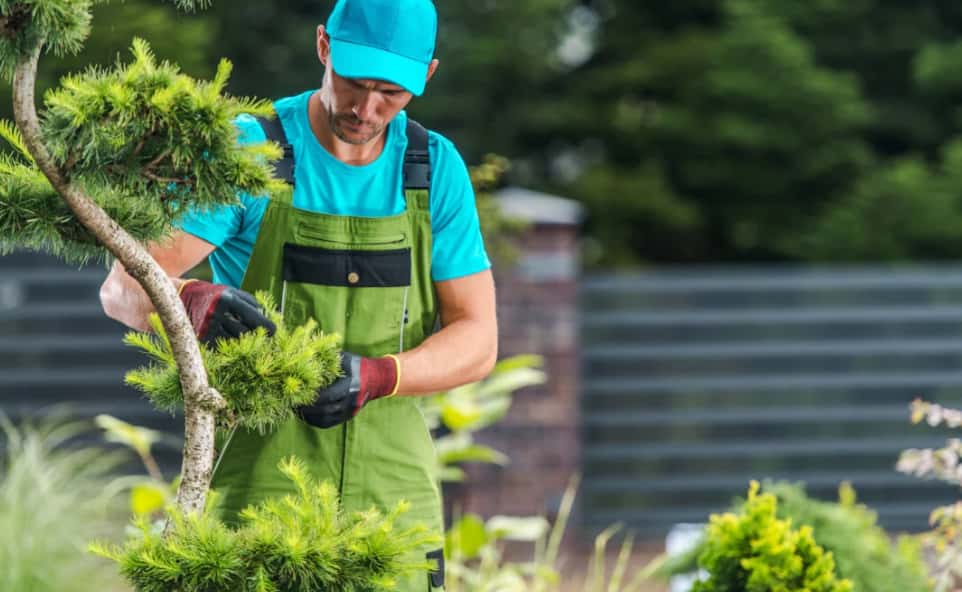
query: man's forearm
[
  {"left": 100, "top": 261, "right": 187, "bottom": 332},
  {"left": 394, "top": 316, "right": 498, "bottom": 395}
]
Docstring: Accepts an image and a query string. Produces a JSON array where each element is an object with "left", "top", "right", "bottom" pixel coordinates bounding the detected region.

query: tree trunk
[{"left": 12, "top": 43, "right": 226, "bottom": 517}]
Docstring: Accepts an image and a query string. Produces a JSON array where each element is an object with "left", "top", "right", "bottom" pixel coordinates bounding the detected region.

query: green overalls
[{"left": 210, "top": 117, "right": 445, "bottom": 591}]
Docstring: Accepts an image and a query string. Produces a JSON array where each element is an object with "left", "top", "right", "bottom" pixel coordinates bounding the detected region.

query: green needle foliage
[
  {"left": 0, "top": 0, "right": 104, "bottom": 80},
  {"left": 692, "top": 481, "right": 852, "bottom": 592},
  {"left": 0, "top": 121, "right": 178, "bottom": 262},
  {"left": 0, "top": 37, "right": 287, "bottom": 263},
  {"left": 0, "top": 123, "right": 70, "bottom": 255},
  {"left": 41, "top": 38, "right": 285, "bottom": 216},
  {"left": 91, "top": 456, "right": 441, "bottom": 592},
  {"left": 125, "top": 293, "right": 342, "bottom": 432},
  {"left": 0, "top": 0, "right": 211, "bottom": 81},
  {"left": 165, "top": 0, "right": 210, "bottom": 12}
]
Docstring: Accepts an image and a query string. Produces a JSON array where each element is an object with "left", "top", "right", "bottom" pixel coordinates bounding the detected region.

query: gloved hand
[
  {"left": 298, "top": 351, "right": 401, "bottom": 429},
  {"left": 178, "top": 279, "right": 276, "bottom": 345}
]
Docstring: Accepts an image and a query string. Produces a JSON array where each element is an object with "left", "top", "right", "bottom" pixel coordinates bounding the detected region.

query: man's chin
[{"left": 334, "top": 126, "right": 380, "bottom": 146}]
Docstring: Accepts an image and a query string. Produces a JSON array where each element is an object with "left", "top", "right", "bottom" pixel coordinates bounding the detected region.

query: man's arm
[
  {"left": 99, "top": 231, "right": 217, "bottom": 331},
  {"left": 394, "top": 269, "right": 498, "bottom": 395}
]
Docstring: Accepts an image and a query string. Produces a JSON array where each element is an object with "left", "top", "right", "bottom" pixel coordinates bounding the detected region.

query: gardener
[{"left": 99, "top": 0, "right": 496, "bottom": 588}]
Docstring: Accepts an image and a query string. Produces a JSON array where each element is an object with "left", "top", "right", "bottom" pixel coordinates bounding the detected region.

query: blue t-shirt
[{"left": 177, "top": 90, "right": 490, "bottom": 287}]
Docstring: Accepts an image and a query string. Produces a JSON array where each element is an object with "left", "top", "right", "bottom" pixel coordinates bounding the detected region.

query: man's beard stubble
[{"left": 329, "top": 112, "right": 383, "bottom": 145}]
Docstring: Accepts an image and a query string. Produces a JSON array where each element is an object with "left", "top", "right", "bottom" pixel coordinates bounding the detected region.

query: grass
[
  {"left": 445, "top": 474, "right": 665, "bottom": 592},
  {"left": 0, "top": 414, "right": 130, "bottom": 592}
]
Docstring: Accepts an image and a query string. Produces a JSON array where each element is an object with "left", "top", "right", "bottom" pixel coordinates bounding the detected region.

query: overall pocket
[
  {"left": 426, "top": 548, "right": 445, "bottom": 590},
  {"left": 296, "top": 220, "right": 406, "bottom": 247},
  {"left": 281, "top": 242, "right": 413, "bottom": 354}
]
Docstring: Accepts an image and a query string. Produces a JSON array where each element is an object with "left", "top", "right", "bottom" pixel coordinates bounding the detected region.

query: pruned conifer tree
[
  {"left": 1, "top": 0, "right": 287, "bottom": 516},
  {"left": 0, "top": 1, "right": 439, "bottom": 589}
]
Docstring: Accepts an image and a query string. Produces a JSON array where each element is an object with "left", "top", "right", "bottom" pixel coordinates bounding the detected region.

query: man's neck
[{"left": 308, "top": 90, "right": 386, "bottom": 166}]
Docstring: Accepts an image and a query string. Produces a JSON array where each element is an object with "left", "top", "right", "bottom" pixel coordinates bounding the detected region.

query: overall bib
[{"left": 210, "top": 118, "right": 445, "bottom": 591}]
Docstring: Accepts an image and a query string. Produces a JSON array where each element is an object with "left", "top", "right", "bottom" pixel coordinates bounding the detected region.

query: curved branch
[
  {"left": 13, "top": 44, "right": 224, "bottom": 516},
  {"left": 132, "top": 136, "right": 147, "bottom": 157},
  {"left": 144, "top": 147, "right": 172, "bottom": 171},
  {"left": 143, "top": 170, "right": 191, "bottom": 185}
]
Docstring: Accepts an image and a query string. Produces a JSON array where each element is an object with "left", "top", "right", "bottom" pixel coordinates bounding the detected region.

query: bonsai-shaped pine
[
  {"left": 0, "top": 0, "right": 440, "bottom": 589},
  {"left": 1, "top": 0, "right": 288, "bottom": 515}
]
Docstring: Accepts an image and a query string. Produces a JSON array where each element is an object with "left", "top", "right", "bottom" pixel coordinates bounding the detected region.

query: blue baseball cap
[{"left": 326, "top": 0, "right": 438, "bottom": 96}]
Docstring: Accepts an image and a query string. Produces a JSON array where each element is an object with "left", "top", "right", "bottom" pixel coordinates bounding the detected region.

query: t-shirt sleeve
[
  {"left": 429, "top": 134, "right": 492, "bottom": 282},
  {"left": 174, "top": 114, "right": 268, "bottom": 246},
  {"left": 176, "top": 203, "right": 243, "bottom": 248}
]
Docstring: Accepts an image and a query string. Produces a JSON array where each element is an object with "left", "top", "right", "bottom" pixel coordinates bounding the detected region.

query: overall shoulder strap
[
  {"left": 403, "top": 119, "right": 431, "bottom": 191},
  {"left": 254, "top": 115, "right": 295, "bottom": 187}
]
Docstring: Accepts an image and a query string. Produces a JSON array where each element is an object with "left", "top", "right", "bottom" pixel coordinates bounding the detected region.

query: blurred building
[{"left": 444, "top": 187, "right": 585, "bottom": 522}]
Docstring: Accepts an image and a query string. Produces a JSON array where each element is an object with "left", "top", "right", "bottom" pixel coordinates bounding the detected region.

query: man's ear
[
  {"left": 425, "top": 59, "right": 440, "bottom": 84},
  {"left": 317, "top": 24, "right": 331, "bottom": 66}
]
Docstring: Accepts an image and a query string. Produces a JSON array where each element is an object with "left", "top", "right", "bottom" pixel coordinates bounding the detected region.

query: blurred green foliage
[
  {"left": 422, "top": 354, "right": 546, "bottom": 483},
  {"left": 11, "top": 0, "right": 962, "bottom": 264},
  {"left": 648, "top": 480, "right": 930, "bottom": 592},
  {"left": 0, "top": 416, "right": 128, "bottom": 592},
  {"left": 690, "top": 482, "right": 853, "bottom": 592}
]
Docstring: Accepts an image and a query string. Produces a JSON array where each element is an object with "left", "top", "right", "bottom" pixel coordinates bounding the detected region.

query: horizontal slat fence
[
  {"left": 7, "top": 255, "right": 962, "bottom": 535},
  {"left": 580, "top": 267, "right": 962, "bottom": 536},
  {"left": 0, "top": 251, "right": 182, "bottom": 467}
]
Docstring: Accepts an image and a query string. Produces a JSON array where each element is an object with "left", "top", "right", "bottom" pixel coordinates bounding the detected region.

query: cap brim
[{"left": 330, "top": 38, "right": 429, "bottom": 96}]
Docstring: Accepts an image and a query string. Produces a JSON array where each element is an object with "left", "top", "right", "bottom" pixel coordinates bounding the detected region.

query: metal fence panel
[
  {"left": 580, "top": 266, "right": 962, "bottom": 536},
  {"left": 0, "top": 252, "right": 182, "bottom": 465},
  {"left": 7, "top": 254, "right": 962, "bottom": 536}
]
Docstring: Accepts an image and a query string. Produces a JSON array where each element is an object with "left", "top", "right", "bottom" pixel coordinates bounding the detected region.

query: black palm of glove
[
  {"left": 178, "top": 279, "right": 276, "bottom": 345},
  {"left": 298, "top": 353, "right": 363, "bottom": 429},
  {"left": 298, "top": 352, "right": 399, "bottom": 429}
]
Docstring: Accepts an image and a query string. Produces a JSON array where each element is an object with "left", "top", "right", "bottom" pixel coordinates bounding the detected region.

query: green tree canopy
[{"left": 11, "top": 0, "right": 962, "bottom": 264}]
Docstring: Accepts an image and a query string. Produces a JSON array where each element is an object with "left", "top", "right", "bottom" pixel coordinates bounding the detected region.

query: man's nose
[{"left": 352, "top": 91, "right": 377, "bottom": 120}]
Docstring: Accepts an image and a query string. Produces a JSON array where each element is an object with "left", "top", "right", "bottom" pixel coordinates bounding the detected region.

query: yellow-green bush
[{"left": 692, "top": 482, "right": 852, "bottom": 592}]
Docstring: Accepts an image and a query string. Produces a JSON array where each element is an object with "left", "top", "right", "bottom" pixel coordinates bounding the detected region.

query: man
[{"left": 99, "top": 0, "right": 497, "bottom": 588}]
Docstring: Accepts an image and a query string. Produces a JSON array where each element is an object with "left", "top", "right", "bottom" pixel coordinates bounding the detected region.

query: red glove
[
  {"left": 297, "top": 352, "right": 401, "bottom": 429},
  {"left": 178, "top": 279, "right": 276, "bottom": 344}
]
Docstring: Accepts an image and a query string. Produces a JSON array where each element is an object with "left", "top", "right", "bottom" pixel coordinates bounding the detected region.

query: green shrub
[
  {"left": 92, "top": 457, "right": 440, "bottom": 592},
  {"left": 647, "top": 480, "right": 930, "bottom": 592},
  {"left": 765, "top": 481, "right": 929, "bottom": 592},
  {"left": 691, "top": 481, "right": 852, "bottom": 592}
]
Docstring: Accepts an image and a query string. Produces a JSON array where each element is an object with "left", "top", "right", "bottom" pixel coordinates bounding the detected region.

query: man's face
[{"left": 321, "top": 67, "right": 413, "bottom": 145}]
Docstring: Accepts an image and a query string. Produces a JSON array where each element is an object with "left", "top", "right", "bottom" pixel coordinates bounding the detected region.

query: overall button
[{"left": 347, "top": 271, "right": 360, "bottom": 284}]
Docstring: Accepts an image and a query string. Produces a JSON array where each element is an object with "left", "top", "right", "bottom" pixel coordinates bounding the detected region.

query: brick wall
[{"left": 445, "top": 189, "right": 583, "bottom": 525}]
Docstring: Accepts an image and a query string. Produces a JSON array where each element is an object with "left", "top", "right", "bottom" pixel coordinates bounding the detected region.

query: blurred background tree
[{"left": 10, "top": 0, "right": 962, "bottom": 266}]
